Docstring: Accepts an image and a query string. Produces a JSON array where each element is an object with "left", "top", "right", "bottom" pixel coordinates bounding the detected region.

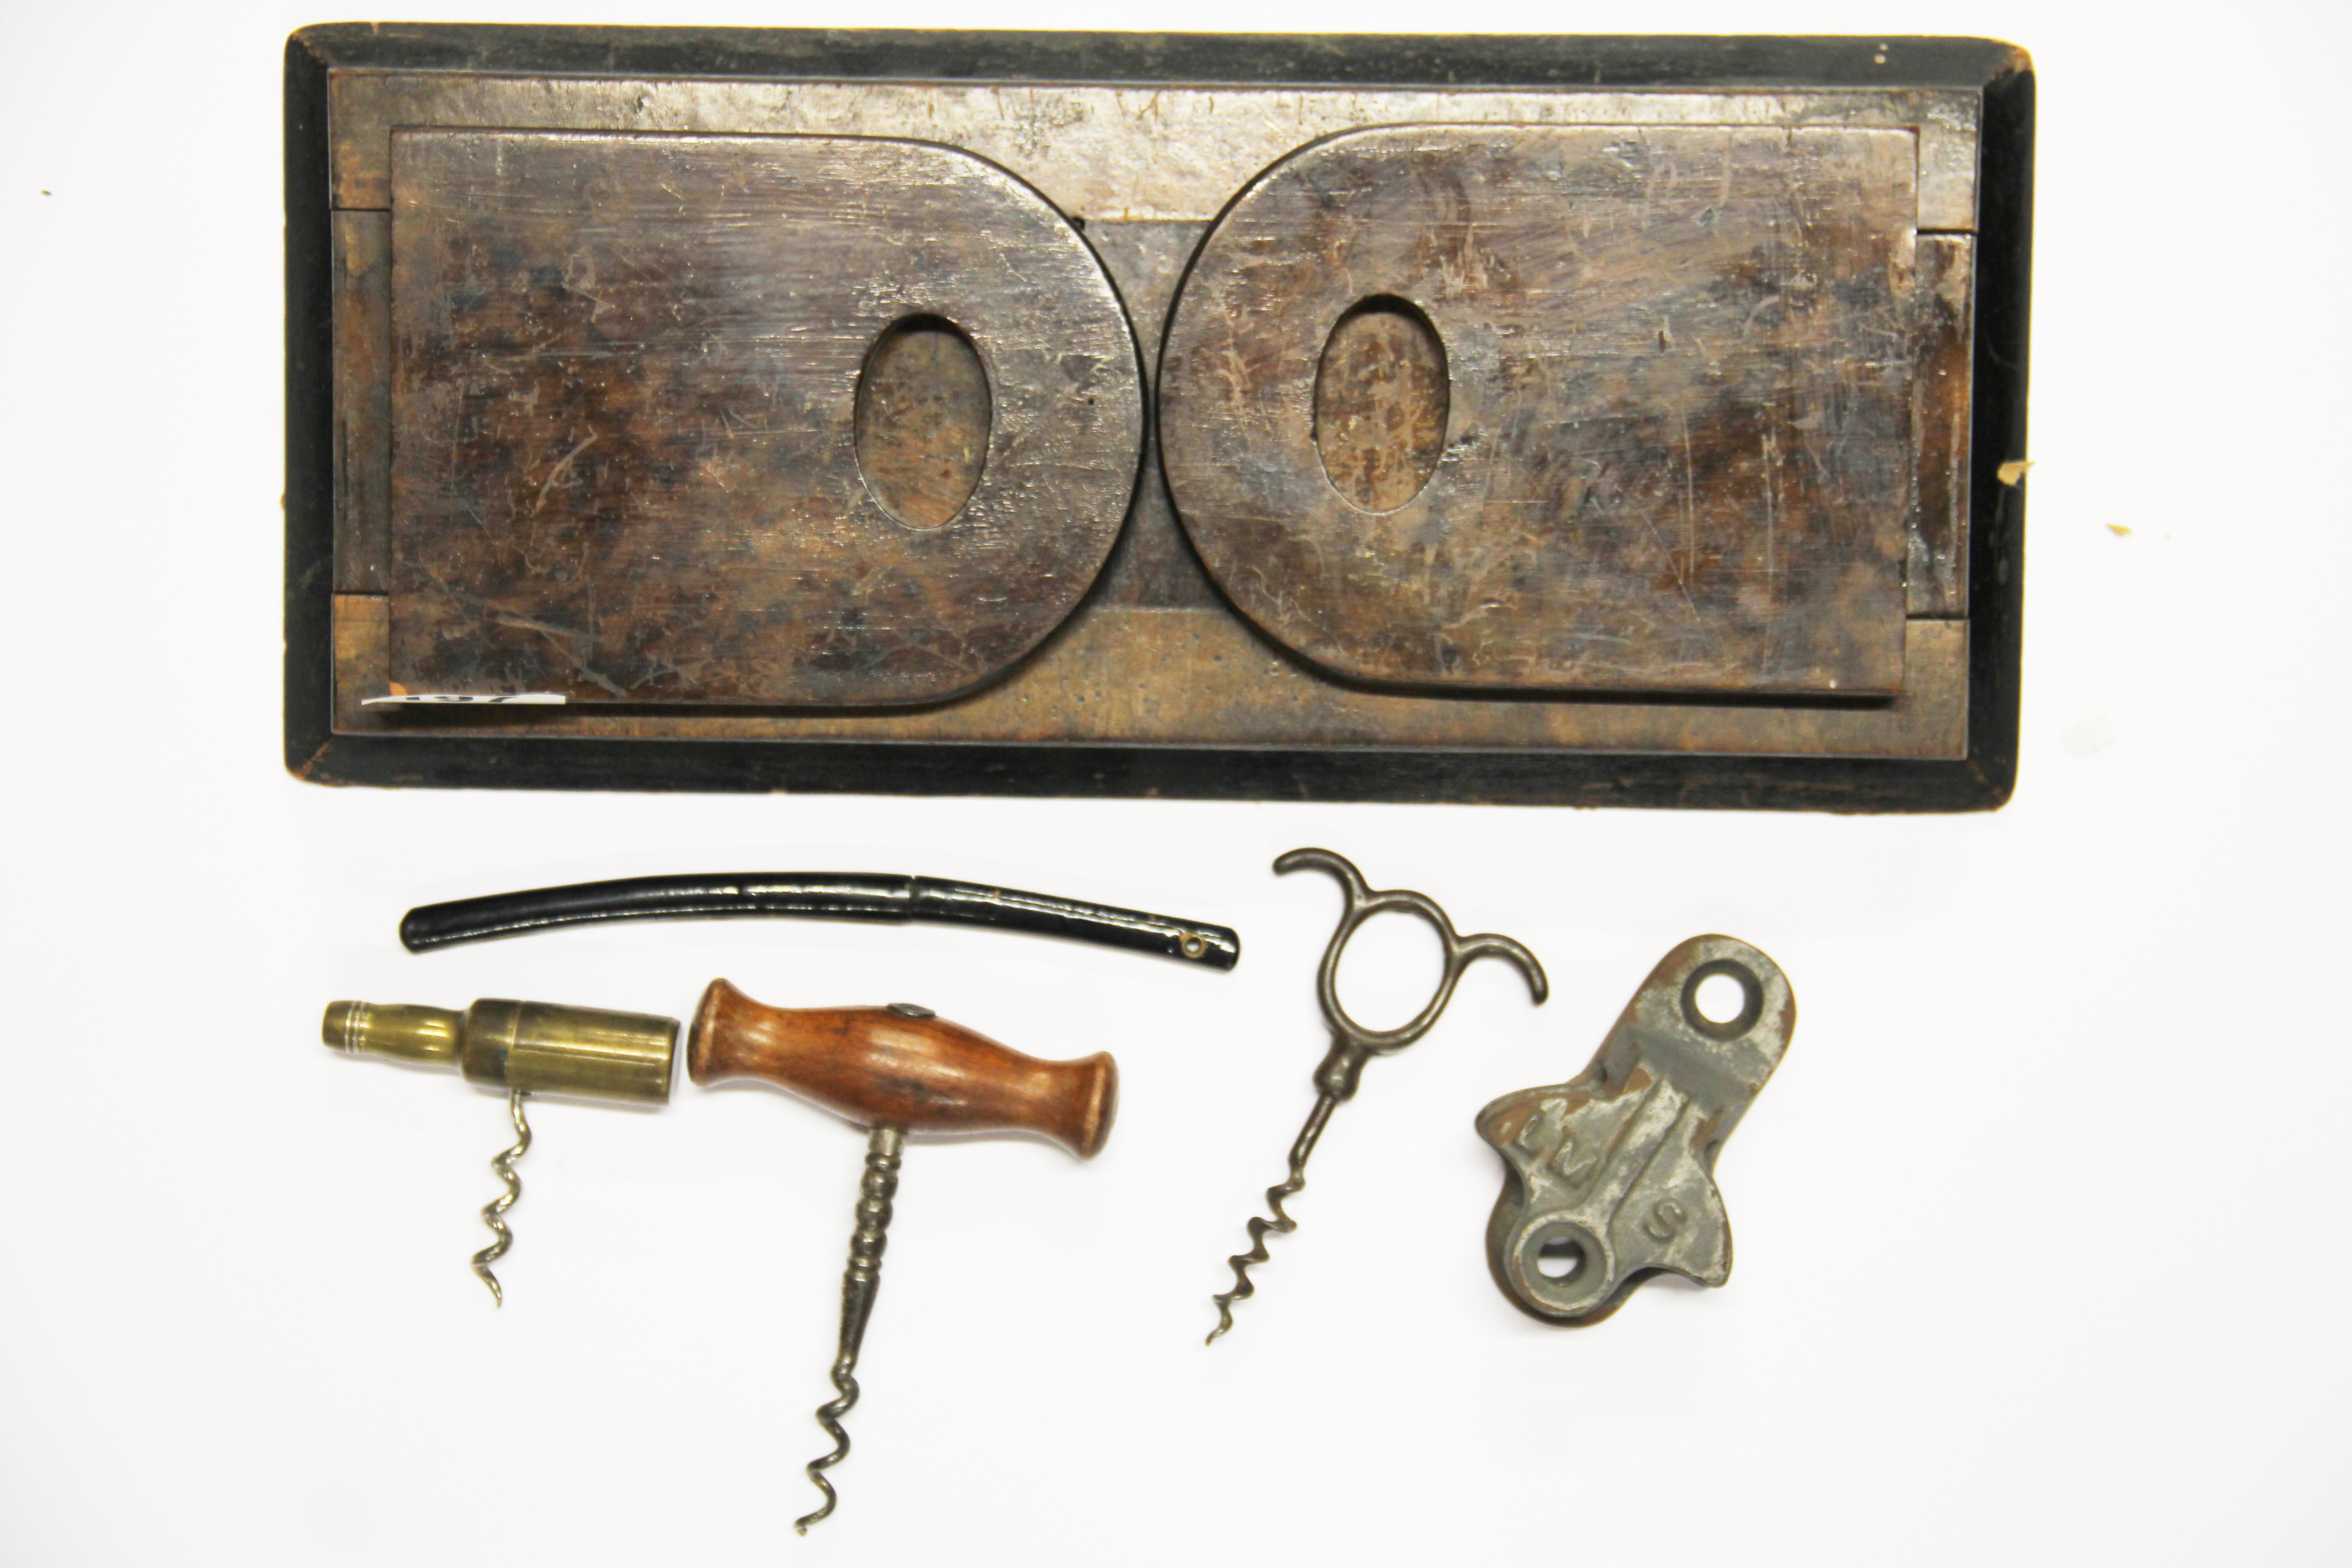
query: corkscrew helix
[
  {"left": 1207, "top": 848, "right": 1548, "bottom": 1343},
  {"left": 470, "top": 1090, "right": 532, "bottom": 1306}
]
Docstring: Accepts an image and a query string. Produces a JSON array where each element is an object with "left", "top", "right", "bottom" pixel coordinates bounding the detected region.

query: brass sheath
[{"left": 321, "top": 999, "right": 679, "bottom": 1104}]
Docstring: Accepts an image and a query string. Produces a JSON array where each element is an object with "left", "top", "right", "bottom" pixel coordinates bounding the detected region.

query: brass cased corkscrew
[{"left": 321, "top": 998, "right": 679, "bottom": 1303}]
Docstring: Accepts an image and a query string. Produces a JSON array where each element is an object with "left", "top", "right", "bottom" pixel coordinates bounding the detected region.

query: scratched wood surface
[
  {"left": 329, "top": 76, "right": 1984, "bottom": 232},
  {"left": 330, "top": 212, "right": 391, "bottom": 594},
  {"left": 326, "top": 71, "right": 1991, "bottom": 763},
  {"left": 1908, "top": 234, "right": 1974, "bottom": 617},
  {"left": 333, "top": 595, "right": 1968, "bottom": 760},
  {"left": 1161, "top": 124, "right": 1919, "bottom": 697},
  {"left": 1314, "top": 299, "right": 1451, "bottom": 514},
  {"left": 387, "top": 129, "right": 1142, "bottom": 705}
]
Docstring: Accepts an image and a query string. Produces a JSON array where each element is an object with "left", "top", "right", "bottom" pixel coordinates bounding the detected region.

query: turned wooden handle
[{"left": 687, "top": 980, "right": 1117, "bottom": 1157}]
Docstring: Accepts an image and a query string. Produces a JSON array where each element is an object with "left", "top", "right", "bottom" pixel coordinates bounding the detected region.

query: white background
[{"left": 3, "top": 1, "right": 2347, "bottom": 1563}]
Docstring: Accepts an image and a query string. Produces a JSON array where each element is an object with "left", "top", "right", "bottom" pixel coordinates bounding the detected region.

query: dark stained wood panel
[
  {"left": 1908, "top": 234, "right": 1974, "bottom": 616},
  {"left": 335, "top": 605, "right": 1968, "bottom": 760},
  {"left": 332, "top": 593, "right": 390, "bottom": 717},
  {"left": 331, "top": 213, "right": 391, "bottom": 593},
  {"left": 323, "top": 73, "right": 1984, "bottom": 231},
  {"left": 387, "top": 130, "right": 1142, "bottom": 705},
  {"left": 285, "top": 30, "right": 2033, "bottom": 807},
  {"left": 853, "top": 318, "right": 992, "bottom": 530},
  {"left": 1161, "top": 124, "right": 1920, "bottom": 697}
]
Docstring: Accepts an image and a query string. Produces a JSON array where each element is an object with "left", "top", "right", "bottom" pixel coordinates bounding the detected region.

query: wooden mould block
[
  {"left": 1161, "top": 124, "right": 1920, "bottom": 698},
  {"left": 286, "top": 28, "right": 2033, "bottom": 809},
  {"left": 388, "top": 130, "right": 1141, "bottom": 706}
]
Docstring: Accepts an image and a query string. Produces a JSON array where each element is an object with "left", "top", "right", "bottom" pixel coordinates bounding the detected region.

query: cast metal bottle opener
[{"left": 1476, "top": 936, "right": 1793, "bottom": 1324}]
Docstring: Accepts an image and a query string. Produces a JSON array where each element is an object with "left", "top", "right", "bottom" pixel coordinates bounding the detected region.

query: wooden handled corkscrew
[{"left": 689, "top": 980, "right": 1117, "bottom": 1534}]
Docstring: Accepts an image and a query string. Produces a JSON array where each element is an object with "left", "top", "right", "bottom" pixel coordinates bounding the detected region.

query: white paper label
[{"left": 361, "top": 692, "right": 569, "bottom": 706}]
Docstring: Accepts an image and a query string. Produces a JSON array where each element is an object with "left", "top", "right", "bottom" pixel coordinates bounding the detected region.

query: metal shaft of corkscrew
[
  {"left": 797, "top": 1126, "right": 906, "bottom": 1535},
  {"left": 1207, "top": 849, "right": 1547, "bottom": 1343}
]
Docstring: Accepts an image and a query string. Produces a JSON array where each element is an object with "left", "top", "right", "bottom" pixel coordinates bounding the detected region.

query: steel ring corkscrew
[{"left": 1205, "top": 848, "right": 1548, "bottom": 1343}]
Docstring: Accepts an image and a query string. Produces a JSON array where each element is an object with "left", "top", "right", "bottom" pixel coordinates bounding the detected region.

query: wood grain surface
[
  {"left": 330, "top": 212, "right": 391, "bottom": 593},
  {"left": 1908, "top": 234, "right": 1975, "bottom": 617},
  {"left": 853, "top": 318, "right": 993, "bottom": 529},
  {"left": 331, "top": 597, "right": 1965, "bottom": 759},
  {"left": 316, "top": 69, "right": 1998, "bottom": 771},
  {"left": 328, "top": 75, "right": 1983, "bottom": 232},
  {"left": 1314, "top": 298, "right": 1450, "bottom": 513},
  {"left": 687, "top": 980, "right": 1117, "bottom": 1156},
  {"left": 387, "top": 130, "right": 1142, "bottom": 705},
  {"left": 1161, "top": 124, "right": 1920, "bottom": 697}
]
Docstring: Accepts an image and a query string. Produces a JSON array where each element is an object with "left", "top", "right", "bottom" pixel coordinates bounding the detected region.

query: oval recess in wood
[
  {"left": 1313, "top": 296, "right": 1447, "bottom": 514},
  {"left": 855, "top": 314, "right": 992, "bottom": 529}
]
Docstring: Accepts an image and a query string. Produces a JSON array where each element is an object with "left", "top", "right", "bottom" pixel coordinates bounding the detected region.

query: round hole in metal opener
[
  {"left": 1680, "top": 959, "right": 1764, "bottom": 1040},
  {"left": 1516, "top": 1218, "right": 1612, "bottom": 1313},
  {"left": 1690, "top": 972, "right": 1747, "bottom": 1027},
  {"left": 1534, "top": 1235, "right": 1586, "bottom": 1281}
]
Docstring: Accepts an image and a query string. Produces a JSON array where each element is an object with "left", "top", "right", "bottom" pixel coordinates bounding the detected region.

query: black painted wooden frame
[{"left": 284, "top": 25, "right": 2031, "bottom": 809}]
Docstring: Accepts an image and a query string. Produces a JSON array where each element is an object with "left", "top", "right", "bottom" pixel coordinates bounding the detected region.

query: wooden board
[
  {"left": 326, "top": 75, "right": 1984, "bottom": 233},
  {"left": 330, "top": 212, "right": 391, "bottom": 593},
  {"left": 284, "top": 27, "right": 2035, "bottom": 807},
  {"left": 387, "top": 129, "right": 1142, "bottom": 705},
  {"left": 1161, "top": 125, "right": 1918, "bottom": 697},
  {"left": 330, "top": 597, "right": 1966, "bottom": 758},
  {"left": 1908, "top": 234, "right": 1975, "bottom": 617}
]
